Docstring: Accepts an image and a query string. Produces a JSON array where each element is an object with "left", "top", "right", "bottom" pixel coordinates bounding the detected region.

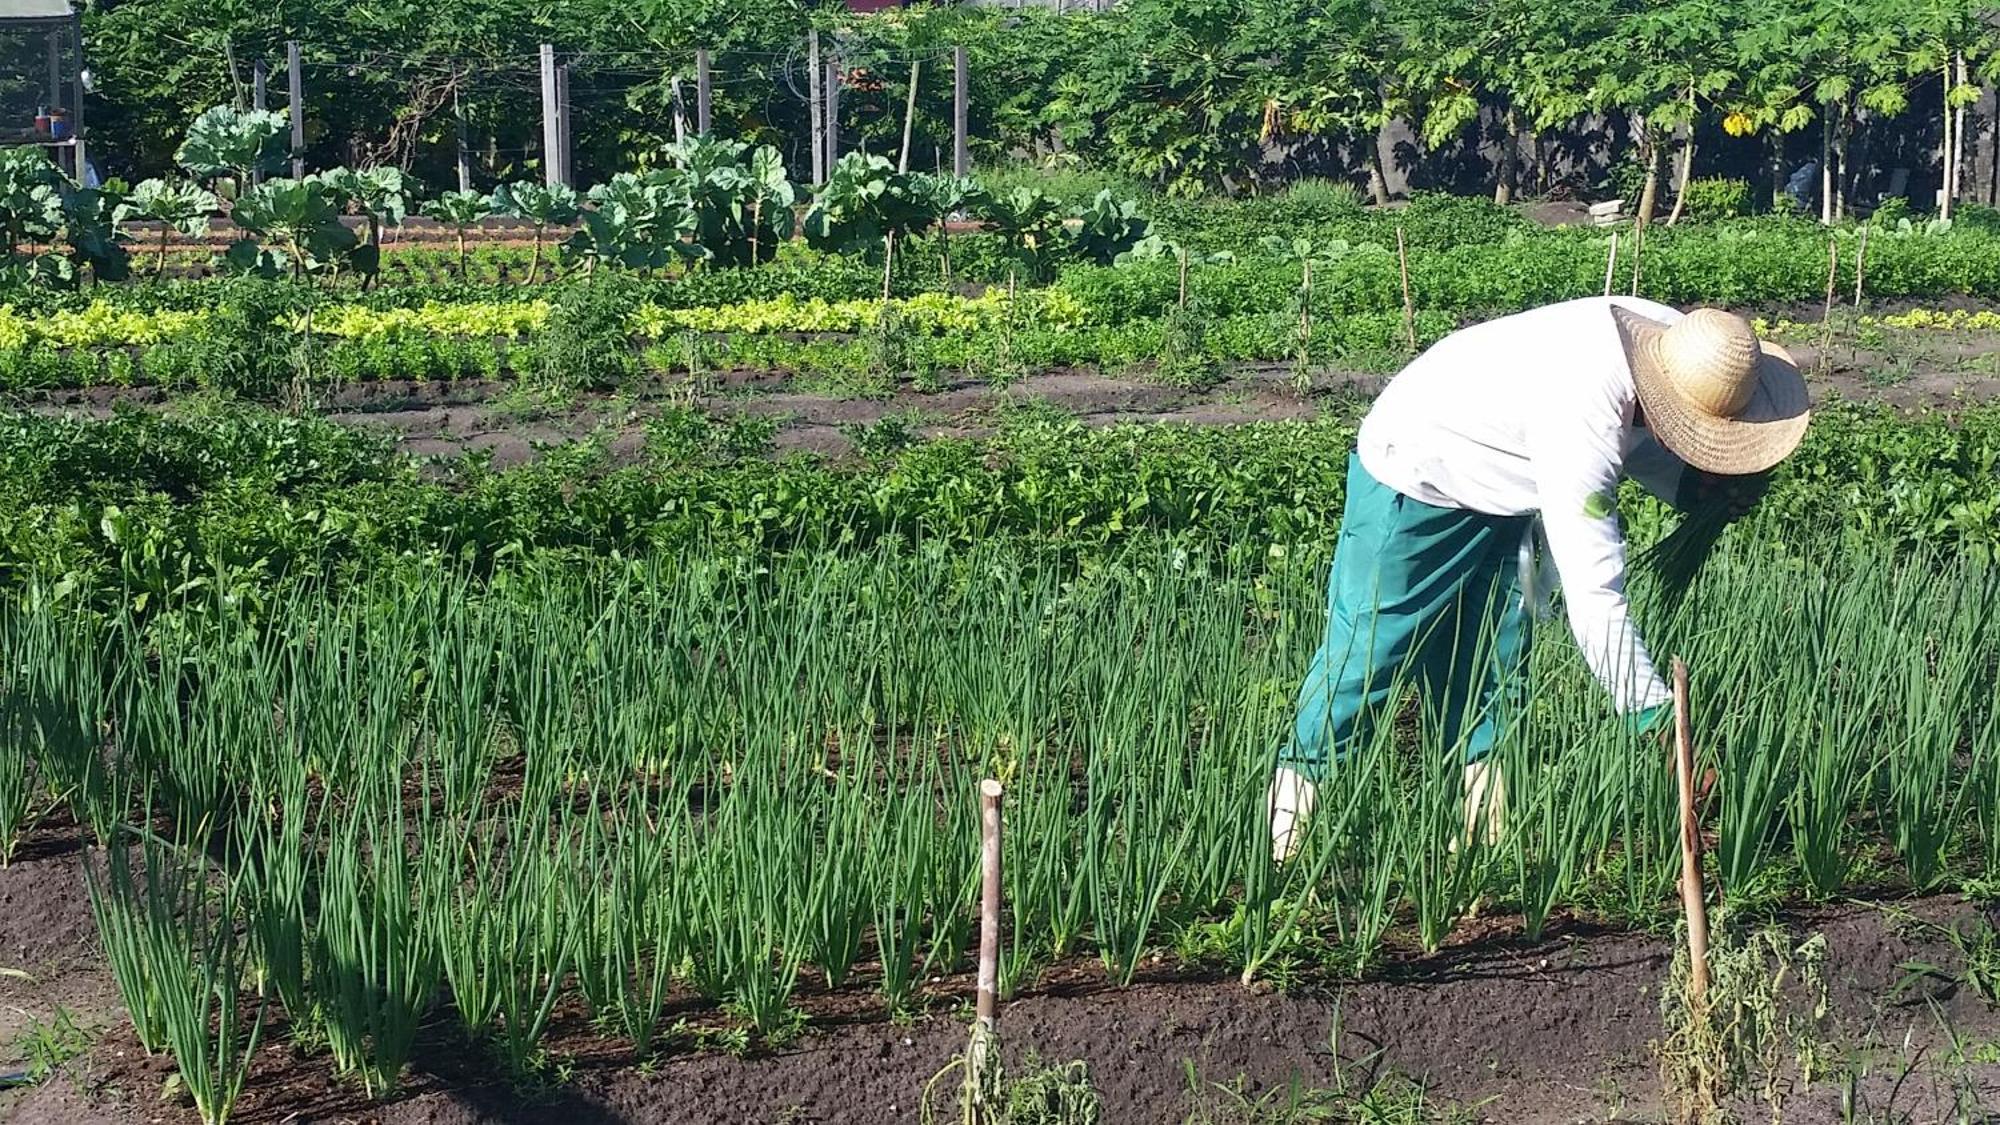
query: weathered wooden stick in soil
[
  {"left": 1603, "top": 233, "right": 1619, "bottom": 298},
  {"left": 967, "top": 778, "right": 1004, "bottom": 1122},
  {"left": 1672, "top": 658, "right": 1711, "bottom": 1003},
  {"left": 1820, "top": 237, "right": 1839, "bottom": 373},
  {"left": 1397, "top": 226, "right": 1416, "bottom": 352}
]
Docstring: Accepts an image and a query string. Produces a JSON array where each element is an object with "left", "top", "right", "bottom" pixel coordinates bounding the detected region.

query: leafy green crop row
[{"left": 2, "top": 400, "right": 1994, "bottom": 613}]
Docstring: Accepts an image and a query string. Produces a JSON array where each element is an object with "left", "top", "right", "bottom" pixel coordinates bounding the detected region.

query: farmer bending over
[{"left": 1269, "top": 297, "right": 1811, "bottom": 861}]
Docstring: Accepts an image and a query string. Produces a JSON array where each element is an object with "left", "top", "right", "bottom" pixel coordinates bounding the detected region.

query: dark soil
[{"left": 6, "top": 813, "right": 2000, "bottom": 1125}]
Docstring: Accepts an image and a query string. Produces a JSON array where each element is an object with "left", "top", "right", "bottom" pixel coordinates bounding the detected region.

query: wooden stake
[
  {"left": 825, "top": 55, "right": 841, "bottom": 170},
  {"left": 1396, "top": 225, "right": 1415, "bottom": 352},
  {"left": 539, "top": 44, "right": 560, "bottom": 186},
  {"left": 808, "top": 31, "right": 824, "bottom": 185},
  {"left": 1853, "top": 224, "right": 1868, "bottom": 309},
  {"left": 882, "top": 229, "right": 895, "bottom": 303},
  {"left": 952, "top": 45, "right": 969, "bottom": 179},
  {"left": 1603, "top": 233, "right": 1619, "bottom": 298},
  {"left": 556, "top": 64, "right": 572, "bottom": 187},
  {"left": 453, "top": 82, "right": 471, "bottom": 192},
  {"left": 967, "top": 778, "right": 1005, "bottom": 1120},
  {"left": 287, "top": 40, "right": 305, "bottom": 178},
  {"left": 1628, "top": 219, "right": 1646, "bottom": 297},
  {"left": 1820, "top": 236, "right": 1839, "bottom": 372},
  {"left": 897, "top": 58, "right": 920, "bottom": 174},
  {"left": 1672, "top": 659, "right": 1711, "bottom": 1004},
  {"left": 252, "top": 59, "right": 269, "bottom": 186},
  {"left": 696, "top": 48, "right": 712, "bottom": 135}
]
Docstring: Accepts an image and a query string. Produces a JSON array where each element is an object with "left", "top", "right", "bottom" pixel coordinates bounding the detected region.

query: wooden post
[
  {"left": 825, "top": 55, "right": 841, "bottom": 170},
  {"left": 953, "top": 45, "right": 969, "bottom": 179},
  {"left": 67, "top": 19, "right": 84, "bottom": 180},
  {"left": 808, "top": 31, "right": 824, "bottom": 184},
  {"left": 1602, "top": 233, "right": 1619, "bottom": 298},
  {"left": 1396, "top": 225, "right": 1416, "bottom": 352},
  {"left": 1819, "top": 236, "right": 1838, "bottom": 372},
  {"left": 540, "top": 44, "right": 561, "bottom": 186},
  {"left": 454, "top": 84, "right": 471, "bottom": 192},
  {"left": 45, "top": 31, "right": 68, "bottom": 179},
  {"left": 967, "top": 779, "right": 1005, "bottom": 1118},
  {"left": 669, "top": 76, "right": 688, "bottom": 146},
  {"left": 556, "top": 63, "right": 572, "bottom": 187},
  {"left": 1953, "top": 53, "right": 1969, "bottom": 216},
  {"left": 1671, "top": 659, "right": 1711, "bottom": 1005},
  {"left": 251, "top": 59, "right": 268, "bottom": 186},
  {"left": 696, "top": 49, "right": 712, "bottom": 135},
  {"left": 897, "top": 59, "right": 920, "bottom": 173},
  {"left": 46, "top": 32, "right": 60, "bottom": 123},
  {"left": 287, "top": 40, "right": 305, "bottom": 178}
]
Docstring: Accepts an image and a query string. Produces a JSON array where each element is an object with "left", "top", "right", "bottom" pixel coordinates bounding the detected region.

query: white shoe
[
  {"left": 1268, "top": 767, "right": 1318, "bottom": 863},
  {"left": 1458, "top": 759, "right": 1507, "bottom": 851}
]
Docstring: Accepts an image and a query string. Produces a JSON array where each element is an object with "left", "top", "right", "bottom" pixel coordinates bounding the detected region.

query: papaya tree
[
  {"left": 1255, "top": 0, "right": 1400, "bottom": 205},
  {"left": 1590, "top": 0, "right": 1741, "bottom": 227},
  {"left": 1395, "top": 0, "right": 1605, "bottom": 203}
]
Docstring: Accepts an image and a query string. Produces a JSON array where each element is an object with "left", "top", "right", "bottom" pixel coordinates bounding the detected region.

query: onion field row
[{"left": 2, "top": 538, "right": 1994, "bottom": 1119}]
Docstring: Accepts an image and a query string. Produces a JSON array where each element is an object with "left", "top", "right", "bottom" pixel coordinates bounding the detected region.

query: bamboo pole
[
  {"left": 1603, "top": 233, "right": 1619, "bottom": 298},
  {"left": 1397, "top": 225, "right": 1415, "bottom": 352},
  {"left": 1672, "top": 659, "right": 1711, "bottom": 1004},
  {"left": 967, "top": 778, "right": 1004, "bottom": 1122}
]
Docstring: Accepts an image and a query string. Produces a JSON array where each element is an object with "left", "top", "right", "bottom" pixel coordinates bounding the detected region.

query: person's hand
[{"left": 1680, "top": 467, "right": 1770, "bottom": 521}]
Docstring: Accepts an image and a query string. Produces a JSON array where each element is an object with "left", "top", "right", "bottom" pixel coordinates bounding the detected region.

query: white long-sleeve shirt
[{"left": 1356, "top": 296, "right": 1685, "bottom": 714}]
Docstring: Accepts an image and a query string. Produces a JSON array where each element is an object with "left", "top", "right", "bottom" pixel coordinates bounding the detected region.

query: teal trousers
[{"left": 1281, "top": 454, "right": 1533, "bottom": 782}]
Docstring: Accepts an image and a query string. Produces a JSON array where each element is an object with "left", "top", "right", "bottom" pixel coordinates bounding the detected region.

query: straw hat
[{"left": 1611, "top": 306, "right": 1810, "bottom": 476}]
